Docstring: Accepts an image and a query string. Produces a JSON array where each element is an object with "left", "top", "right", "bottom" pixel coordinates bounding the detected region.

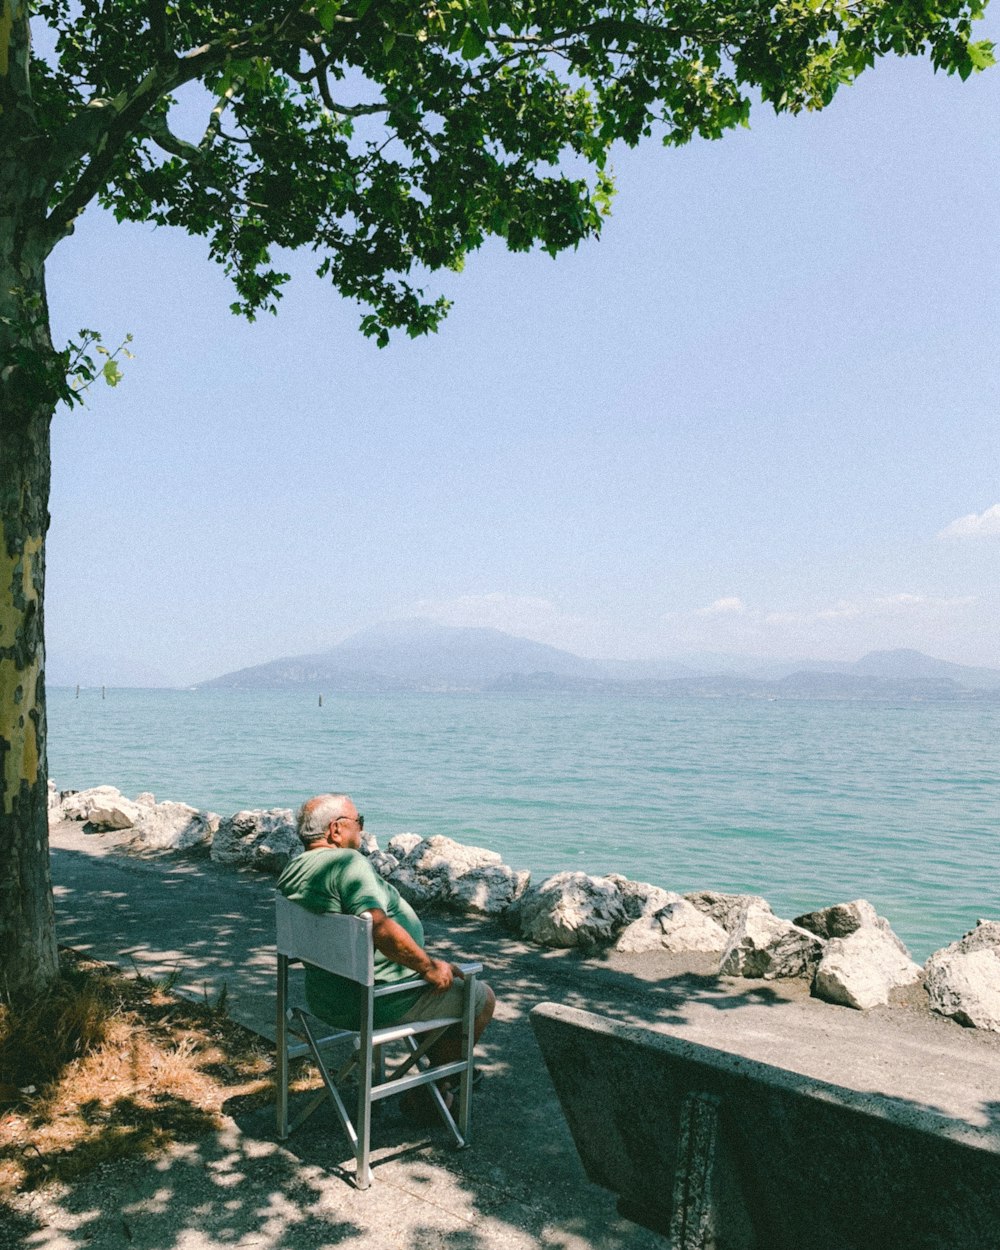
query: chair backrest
[{"left": 275, "top": 893, "right": 375, "bottom": 987}]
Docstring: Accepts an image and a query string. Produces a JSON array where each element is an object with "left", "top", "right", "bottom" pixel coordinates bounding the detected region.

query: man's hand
[{"left": 423, "top": 958, "right": 460, "bottom": 993}]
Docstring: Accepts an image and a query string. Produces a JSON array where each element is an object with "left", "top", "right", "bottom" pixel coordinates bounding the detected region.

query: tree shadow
[{"left": 35, "top": 833, "right": 1000, "bottom": 1250}]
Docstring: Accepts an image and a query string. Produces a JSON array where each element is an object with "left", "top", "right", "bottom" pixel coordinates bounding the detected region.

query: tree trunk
[
  {"left": 0, "top": 255, "right": 59, "bottom": 999},
  {"left": 0, "top": 0, "right": 65, "bottom": 997}
]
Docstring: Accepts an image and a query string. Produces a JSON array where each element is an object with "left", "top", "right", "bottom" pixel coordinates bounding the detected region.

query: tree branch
[
  {"left": 41, "top": 66, "right": 179, "bottom": 248},
  {"left": 306, "top": 49, "right": 338, "bottom": 110},
  {"left": 39, "top": 3, "right": 308, "bottom": 250},
  {"left": 43, "top": 16, "right": 389, "bottom": 241},
  {"left": 288, "top": 59, "right": 392, "bottom": 114},
  {"left": 217, "top": 127, "right": 254, "bottom": 146},
  {"left": 200, "top": 79, "right": 241, "bottom": 151},
  {"left": 147, "top": 114, "right": 204, "bottom": 162}
]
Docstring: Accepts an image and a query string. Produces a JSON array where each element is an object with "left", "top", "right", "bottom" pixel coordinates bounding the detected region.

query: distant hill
[
  {"left": 200, "top": 622, "right": 1000, "bottom": 698},
  {"left": 850, "top": 648, "right": 1000, "bottom": 689},
  {"left": 202, "top": 620, "right": 612, "bottom": 691}
]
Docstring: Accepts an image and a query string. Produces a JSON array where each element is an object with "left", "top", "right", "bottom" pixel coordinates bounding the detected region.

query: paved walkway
[{"left": 13, "top": 822, "right": 1000, "bottom": 1250}]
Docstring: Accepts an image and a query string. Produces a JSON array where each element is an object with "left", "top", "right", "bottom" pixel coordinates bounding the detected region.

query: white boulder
[
  {"left": 657, "top": 899, "right": 730, "bottom": 953},
  {"left": 211, "top": 809, "right": 299, "bottom": 872},
  {"left": 382, "top": 835, "right": 452, "bottom": 907},
  {"left": 925, "top": 921, "right": 1000, "bottom": 1032},
  {"left": 813, "top": 929, "right": 922, "bottom": 1010},
  {"left": 614, "top": 898, "right": 729, "bottom": 955},
  {"left": 385, "top": 834, "right": 529, "bottom": 915},
  {"left": 797, "top": 899, "right": 920, "bottom": 1010},
  {"left": 47, "top": 780, "right": 60, "bottom": 811},
  {"left": 61, "top": 785, "right": 141, "bottom": 830},
  {"left": 608, "top": 874, "right": 679, "bottom": 919},
  {"left": 614, "top": 915, "right": 670, "bottom": 954},
  {"left": 366, "top": 849, "right": 400, "bottom": 878},
  {"left": 685, "top": 891, "right": 772, "bottom": 934},
  {"left": 131, "top": 801, "right": 219, "bottom": 852},
  {"left": 719, "top": 903, "right": 825, "bottom": 980},
  {"left": 794, "top": 899, "right": 905, "bottom": 950},
  {"left": 387, "top": 832, "right": 423, "bottom": 859},
  {"left": 448, "top": 864, "right": 531, "bottom": 915},
  {"left": 517, "top": 872, "right": 628, "bottom": 949}
]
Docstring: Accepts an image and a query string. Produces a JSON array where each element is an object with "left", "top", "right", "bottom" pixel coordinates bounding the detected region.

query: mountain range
[{"left": 200, "top": 620, "right": 1000, "bottom": 700}]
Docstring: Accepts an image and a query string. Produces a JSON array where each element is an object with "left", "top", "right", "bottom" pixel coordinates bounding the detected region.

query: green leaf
[
  {"left": 461, "top": 27, "right": 488, "bottom": 60},
  {"left": 317, "top": 0, "right": 340, "bottom": 33},
  {"left": 102, "top": 360, "right": 123, "bottom": 387},
  {"left": 968, "top": 40, "right": 996, "bottom": 71}
]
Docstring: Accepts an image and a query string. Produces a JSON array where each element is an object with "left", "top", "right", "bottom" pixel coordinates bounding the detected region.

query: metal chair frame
[{"left": 275, "top": 893, "right": 482, "bottom": 1188}]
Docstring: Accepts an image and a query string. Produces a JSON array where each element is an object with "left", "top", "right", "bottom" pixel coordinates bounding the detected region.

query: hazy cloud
[
  {"left": 938, "top": 504, "right": 1000, "bottom": 540},
  {"left": 876, "top": 593, "right": 925, "bottom": 606},
  {"left": 697, "top": 596, "right": 747, "bottom": 616},
  {"left": 766, "top": 594, "right": 975, "bottom": 626},
  {"left": 765, "top": 600, "right": 863, "bottom": 625},
  {"left": 403, "top": 586, "right": 988, "bottom": 670},
  {"left": 873, "top": 593, "right": 976, "bottom": 610}
]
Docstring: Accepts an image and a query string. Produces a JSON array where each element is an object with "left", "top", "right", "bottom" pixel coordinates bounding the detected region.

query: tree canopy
[{"left": 6, "top": 0, "right": 995, "bottom": 354}]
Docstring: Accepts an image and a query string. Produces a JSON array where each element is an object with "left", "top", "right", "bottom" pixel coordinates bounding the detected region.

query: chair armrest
[
  {"left": 371, "top": 962, "right": 483, "bottom": 998},
  {"left": 373, "top": 979, "right": 428, "bottom": 999}
]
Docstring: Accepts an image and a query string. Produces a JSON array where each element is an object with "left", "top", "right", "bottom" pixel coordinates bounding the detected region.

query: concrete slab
[{"left": 531, "top": 1002, "right": 1000, "bottom": 1248}]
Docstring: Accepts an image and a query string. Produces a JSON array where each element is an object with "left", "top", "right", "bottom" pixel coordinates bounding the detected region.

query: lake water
[{"left": 46, "top": 687, "right": 999, "bottom": 960}]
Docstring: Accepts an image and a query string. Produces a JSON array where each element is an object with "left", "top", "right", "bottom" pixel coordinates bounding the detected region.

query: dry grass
[{"left": 0, "top": 950, "right": 277, "bottom": 1194}]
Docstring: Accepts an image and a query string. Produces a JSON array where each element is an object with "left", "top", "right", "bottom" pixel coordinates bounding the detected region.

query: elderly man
[{"left": 277, "top": 793, "right": 495, "bottom": 1115}]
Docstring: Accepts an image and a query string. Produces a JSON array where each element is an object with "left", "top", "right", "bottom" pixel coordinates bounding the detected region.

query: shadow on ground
[{"left": 15, "top": 832, "right": 996, "bottom": 1250}]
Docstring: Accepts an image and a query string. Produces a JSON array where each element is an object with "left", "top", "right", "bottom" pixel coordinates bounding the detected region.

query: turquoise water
[{"left": 46, "top": 687, "right": 999, "bottom": 960}]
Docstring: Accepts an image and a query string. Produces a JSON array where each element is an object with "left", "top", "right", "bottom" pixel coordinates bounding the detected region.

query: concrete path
[{"left": 12, "top": 822, "right": 999, "bottom": 1250}]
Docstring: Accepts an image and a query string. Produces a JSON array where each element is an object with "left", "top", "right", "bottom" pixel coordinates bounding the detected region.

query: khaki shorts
[{"left": 397, "top": 976, "right": 490, "bottom": 1024}]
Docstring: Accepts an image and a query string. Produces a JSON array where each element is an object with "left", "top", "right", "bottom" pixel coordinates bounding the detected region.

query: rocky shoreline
[{"left": 49, "top": 782, "right": 1000, "bottom": 1034}]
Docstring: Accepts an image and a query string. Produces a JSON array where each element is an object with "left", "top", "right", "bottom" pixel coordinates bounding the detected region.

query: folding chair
[{"left": 275, "top": 893, "right": 483, "bottom": 1188}]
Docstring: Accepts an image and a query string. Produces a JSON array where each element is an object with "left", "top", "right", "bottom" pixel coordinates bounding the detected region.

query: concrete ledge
[{"left": 530, "top": 1002, "right": 1000, "bottom": 1249}]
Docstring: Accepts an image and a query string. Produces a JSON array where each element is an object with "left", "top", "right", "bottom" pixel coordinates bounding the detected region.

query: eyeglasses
[{"left": 334, "top": 812, "right": 364, "bottom": 831}]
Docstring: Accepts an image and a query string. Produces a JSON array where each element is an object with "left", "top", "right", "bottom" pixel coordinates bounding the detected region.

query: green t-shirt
[{"left": 277, "top": 848, "right": 425, "bottom": 1028}]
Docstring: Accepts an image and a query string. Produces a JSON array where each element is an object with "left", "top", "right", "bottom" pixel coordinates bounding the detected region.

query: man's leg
[
  {"left": 427, "top": 983, "right": 495, "bottom": 1069},
  {"left": 400, "top": 982, "right": 495, "bottom": 1118}
]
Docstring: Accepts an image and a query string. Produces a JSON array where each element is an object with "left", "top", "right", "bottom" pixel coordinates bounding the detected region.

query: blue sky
[{"left": 44, "top": 23, "right": 1000, "bottom": 686}]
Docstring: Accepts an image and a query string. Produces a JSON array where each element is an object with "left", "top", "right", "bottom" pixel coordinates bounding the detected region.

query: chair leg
[
  {"left": 356, "top": 1012, "right": 374, "bottom": 1189},
  {"left": 402, "top": 1036, "right": 467, "bottom": 1149},
  {"left": 296, "top": 1012, "right": 359, "bottom": 1149},
  {"left": 276, "top": 956, "right": 290, "bottom": 1139},
  {"left": 458, "top": 974, "right": 476, "bottom": 1143}
]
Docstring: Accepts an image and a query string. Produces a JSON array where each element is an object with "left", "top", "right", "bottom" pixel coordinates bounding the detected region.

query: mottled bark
[{"left": 0, "top": 267, "right": 59, "bottom": 999}]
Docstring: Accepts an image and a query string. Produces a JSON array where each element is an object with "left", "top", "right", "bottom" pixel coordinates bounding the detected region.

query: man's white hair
[{"left": 297, "top": 793, "right": 351, "bottom": 846}]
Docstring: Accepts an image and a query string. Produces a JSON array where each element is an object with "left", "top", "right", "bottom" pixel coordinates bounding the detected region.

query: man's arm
[{"left": 368, "top": 908, "right": 458, "bottom": 992}]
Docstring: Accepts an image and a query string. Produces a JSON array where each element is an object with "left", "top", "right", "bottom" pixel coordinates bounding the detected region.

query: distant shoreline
[
  {"left": 47, "top": 622, "right": 1000, "bottom": 696},
  {"left": 47, "top": 679, "right": 1000, "bottom": 701}
]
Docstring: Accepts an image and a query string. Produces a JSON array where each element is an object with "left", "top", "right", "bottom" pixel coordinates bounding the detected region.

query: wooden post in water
[
  {"left": 101, "top": 685, "right": 105, "bottom": 700},
  {"left": 318, "top": 694, "right": 323, "bottom": 707},
  {"left": 75, "top": 684, "right": 79, "bottom": 698}
]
